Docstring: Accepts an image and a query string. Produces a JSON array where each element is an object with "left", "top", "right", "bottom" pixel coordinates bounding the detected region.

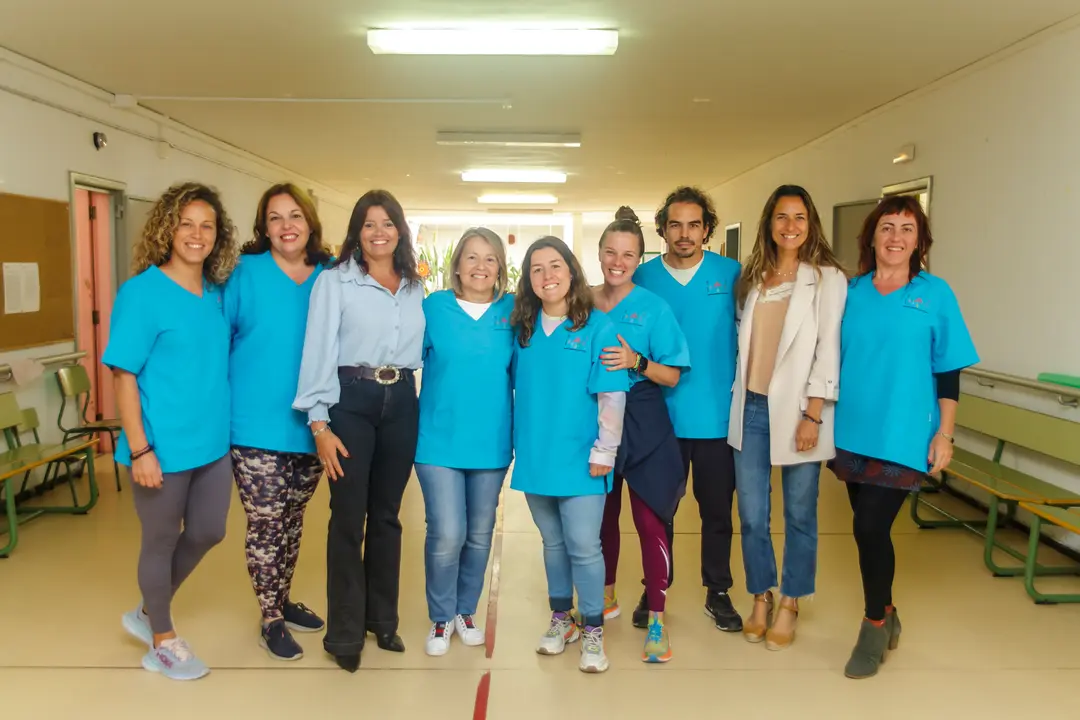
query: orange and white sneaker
[
  {"left": 536, "top": 612, "right": 580, "bottom": 655},
  {"left": 603, "top": 594, "right": 621, "bottom": 620}
]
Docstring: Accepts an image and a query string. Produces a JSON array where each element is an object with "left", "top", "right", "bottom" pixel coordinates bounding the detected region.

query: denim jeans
[
  {"left": 415, "top": 464, "right": 508, "bottom": 623},
  {"left": 525, "top": 493, "right": 607, "bottom": 627},
  {"left": 733, "top": 391, "right": 821, "bottom": 598}
]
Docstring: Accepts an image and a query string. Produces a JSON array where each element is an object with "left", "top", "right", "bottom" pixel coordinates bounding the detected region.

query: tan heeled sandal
[
  {"left": 742, "top": 592, "right": 774, "bottom": 643},
  {"left": 765, "top": 597, "right": 798, "bottom": 651}
]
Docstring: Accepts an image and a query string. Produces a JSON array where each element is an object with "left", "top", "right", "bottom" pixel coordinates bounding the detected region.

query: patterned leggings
[{"left": 231, "top": 446, "right": 322, "bottom": 622}]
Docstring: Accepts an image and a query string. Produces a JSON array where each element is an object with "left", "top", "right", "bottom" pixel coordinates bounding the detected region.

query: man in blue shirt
[{"left": 633, "top": 186, "right": 743, "bottom": 633}]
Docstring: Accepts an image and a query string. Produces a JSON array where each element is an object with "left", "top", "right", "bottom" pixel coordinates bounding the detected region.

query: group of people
[{"left": 103, "top": 177, "right": 978, "bottom": 682}]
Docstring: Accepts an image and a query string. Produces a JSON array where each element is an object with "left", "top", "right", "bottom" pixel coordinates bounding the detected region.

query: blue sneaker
[
  {"left": 122, "top": 604, "right": 153, "bottom": 647},
  {"left": 141, "top": 638, "right": 209, "bottom": 681}
]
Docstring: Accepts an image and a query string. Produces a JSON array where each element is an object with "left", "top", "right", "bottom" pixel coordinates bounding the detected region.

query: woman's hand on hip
[
  {"left": 315, "top": 430, "right": 349, "bottom": 481},
  {"left": 132, "top": 452, "right": 164, "bottom": 489},
  {"left": 795, "top": 419, "right": 819, "bottom": 452}
]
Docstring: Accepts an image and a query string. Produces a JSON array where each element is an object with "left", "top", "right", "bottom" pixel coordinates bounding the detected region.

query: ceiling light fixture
[
  {"left": 367, "top": 26, "right": 619, "bottom": 56},
  {"left": 478, "top": 193, "right": 559, "bottom": 205},
  {"left": 437, "top": 131, "right": 581, "bottom": 148},
  {"left": 463, "top": 169, "right": 567, "bottom": 184}
]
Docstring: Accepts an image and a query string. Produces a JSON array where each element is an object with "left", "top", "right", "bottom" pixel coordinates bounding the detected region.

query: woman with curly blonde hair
[{"left": 104, "top": 181, "right": 238, "bottom": 681}]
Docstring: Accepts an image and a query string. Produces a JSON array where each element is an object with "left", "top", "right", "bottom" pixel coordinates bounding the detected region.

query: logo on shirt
[
  {"left": 706, "top": 279, "right": 729, "bottom": 295},
  {"left": 620, "top": 311, "right": 644, "bottom": 325},
  {"left": 904, "top": 296, "right": 927, "bottom": 312},
  {"left": 564, "top": 335, "right": 585, "bottom": 351}
]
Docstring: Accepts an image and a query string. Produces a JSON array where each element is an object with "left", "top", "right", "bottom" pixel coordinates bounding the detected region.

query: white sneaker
[
  {"left": 424, "top": 621, "right": 455, "bottom": 657},
  {"left": 536, "top": 612, "right": 580, "bottom": 655},
  {"left": 454, "top": 614, "right": 485, "bottom": 647},
  {"left": 579, "top": 625, "right": 609, "bottom": 673}
]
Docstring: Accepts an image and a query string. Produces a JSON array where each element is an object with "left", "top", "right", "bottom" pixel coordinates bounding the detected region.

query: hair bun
[{"left": 615, "top": 206, "right": 640, "bottom": 225}]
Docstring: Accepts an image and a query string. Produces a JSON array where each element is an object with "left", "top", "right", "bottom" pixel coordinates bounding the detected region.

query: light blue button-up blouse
[{"left": 293, "top": 257, "right": 426, "bottom": 423}]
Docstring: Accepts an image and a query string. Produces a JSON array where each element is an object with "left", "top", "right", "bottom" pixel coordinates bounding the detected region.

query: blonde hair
[
  {"left": 449, "top": 227, "right": 509, "bottom": 301},
  {"left": 132, "top": 181, "right": 238, "bottom": 285}
]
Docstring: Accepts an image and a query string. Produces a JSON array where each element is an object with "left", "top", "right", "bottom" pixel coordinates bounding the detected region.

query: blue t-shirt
[
  {"left": 835, "top": 271, "right": 979, "bottom": 471},
  {"left": 223, "top": 252, "right": 324, "bottom": 454},
  {"left": 102, "top": 265, "right": 230, "bottom": 473},
  {"left": 633, "top": 251, "right": 741, "bottom": 438},
  {"left": 416, "top": 290, "right": 516, "bottom": 469},
  {"left": 510, "top": 311, "right": 630, "bottom": 497},
  {"left": 597, "top": 285, "right": 691, "bottom": 386}
]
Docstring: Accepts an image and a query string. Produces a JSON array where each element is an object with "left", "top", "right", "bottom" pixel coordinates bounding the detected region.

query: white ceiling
[{"left": 2, "top": 0, "right": 1079, "bottom": 211}]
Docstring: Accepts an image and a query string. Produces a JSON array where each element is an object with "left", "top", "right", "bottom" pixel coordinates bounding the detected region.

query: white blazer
[{"left": 727, "top": 263, "right": 847, "bottom": 465}]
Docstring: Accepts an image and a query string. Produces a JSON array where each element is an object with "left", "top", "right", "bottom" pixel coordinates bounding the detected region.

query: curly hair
[
  {"left": 737, "top": 184, "right": 845, "bottom": 305},
  {"left": 654, "top": 186, "right": 718, "bottom": 241},
  {"left": 333, "top": 189, "right": 420, "bottom": 285},
  {"left": 132, "top": 181, "right": 238, "bottom": 285},
  {"left": 241, "top": 183, "right": 331, "bottom": 266},
  {"left": 511, "top": 236, "right": 594, "bottom": 348}
]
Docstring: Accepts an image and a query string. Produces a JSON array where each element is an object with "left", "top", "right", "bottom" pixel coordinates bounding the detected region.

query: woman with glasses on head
[
  {"left": 293, "top": 189, "right": 425, "bottom": 673},
  {"left": 415, "top": 227, "right": 515, "bottom": 657}
]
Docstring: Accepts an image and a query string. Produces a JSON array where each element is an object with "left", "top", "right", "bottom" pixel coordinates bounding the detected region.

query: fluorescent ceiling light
[
  {"left": 437, "top": 132, "right": 581, "bottom": 148},
  {"left": 367, "top": 27, "right": 618, "bottom": 56},
  {"left": 462, "top": 169, "right": 567, "bottom": 184},
  {"left": 478, "top": 194, "right": 559, "bottom": 205}
]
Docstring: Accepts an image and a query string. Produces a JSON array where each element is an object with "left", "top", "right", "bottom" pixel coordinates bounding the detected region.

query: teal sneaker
[
  {"left": 141, "top": 638, "right": 209, "bottom": 681},
  {"left": 642, "top": 618, "right": 672, "bottom": 663},
  {"left": 121, "top": 604, "right": 153, "bottom": 647}
]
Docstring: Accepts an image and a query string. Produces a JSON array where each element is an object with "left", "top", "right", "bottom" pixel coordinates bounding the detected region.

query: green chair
[{"left": 55, "top": 364, "right": 122, "bottom": 490}]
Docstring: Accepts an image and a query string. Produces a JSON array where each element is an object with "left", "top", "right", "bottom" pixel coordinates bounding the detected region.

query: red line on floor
[
  {"left": 483, "top": 486, "right": 506, "bottom": 659},
  {"left": 472, "top": 671, "right": 492, "bottom": 720}
]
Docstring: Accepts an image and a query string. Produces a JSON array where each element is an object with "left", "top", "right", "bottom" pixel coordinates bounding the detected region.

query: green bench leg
[
  {"left": 1023, "top": 515, "right": 1080, "bottom": 604},
  {"left": 0, "top": 476, "right": 17, "bottom": 558},
  {"left": 911, "top": 472, "right": 990, "bottom": 531},
  {"left": 35, "top": 448, "right": 98, "bottom": 515}
]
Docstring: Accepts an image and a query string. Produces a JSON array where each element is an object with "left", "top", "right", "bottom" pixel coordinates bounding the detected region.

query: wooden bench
[
  {"left": 0, "top": 392, "right": 98, "bottom": 558},
  {"left": 912, "top": 393, "right": 1080, "bottom": 583},
  {"left": 1017, "top": 502, "right": 1080, "bottom": 604}
]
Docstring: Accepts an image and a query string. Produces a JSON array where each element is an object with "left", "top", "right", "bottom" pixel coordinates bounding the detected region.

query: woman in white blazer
[{"left": 728, "top": 184, "right": 847, "bottom": 651}]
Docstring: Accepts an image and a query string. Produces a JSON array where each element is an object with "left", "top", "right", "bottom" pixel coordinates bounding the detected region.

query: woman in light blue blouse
[
  {"left": 293, "top": 189, "right": 425, "bottom": 673},
  {"left": 415, "top": 227, "right": 515, "bottom": 657},
  {"left": 223, "top": 183, "right": 331, "bottom": 661}
]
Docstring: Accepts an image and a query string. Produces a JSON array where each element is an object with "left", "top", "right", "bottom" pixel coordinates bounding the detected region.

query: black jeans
[
  {"left": 323, "top": 372, "right": 418, "bottom": 656},
  {"left": 647, "top": 438, "right": 736, "bottom": 594},
  {"left": 846, "top": 481, "right": 908, "bottom": 621}
]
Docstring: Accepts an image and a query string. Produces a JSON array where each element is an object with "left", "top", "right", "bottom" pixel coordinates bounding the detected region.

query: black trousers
[
  {"left": 846, "top": 481, "right": 908, "bottom": 621},
  {"left": 323, "top": 373, "right": 418, "bottom": 656},
  {"left": 647, "top": 438, "right": 736, "bottom": 594}
]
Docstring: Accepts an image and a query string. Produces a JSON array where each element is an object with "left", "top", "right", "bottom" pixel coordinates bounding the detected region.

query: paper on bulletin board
[{"left": 3, "top": 262, "right": 41, "bottom": 314}]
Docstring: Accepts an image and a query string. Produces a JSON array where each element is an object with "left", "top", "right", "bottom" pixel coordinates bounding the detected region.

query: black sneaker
[
  {"left": 284, "top": 601, "right": 325, "bottom": 633},
  {"left": 705, "top": 591, "right": 743, "bottom": 632},
  {"left": 632, "top": 590, "right": 649, "bottom": 629},
  {"left": 261, "top": 619, "right": 304, "bottom": 660}
]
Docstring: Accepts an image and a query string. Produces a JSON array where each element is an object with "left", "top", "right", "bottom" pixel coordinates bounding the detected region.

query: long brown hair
[
  {"left": 333, "top": 189, "right": 420, "bottom": 284},
  {"left": 241, "top": 183, "right": 331, "bottom": 266},
  {"left": 737, "top": 184, "right": 844, "bottom": 306},
  {"left": 857, "top": 195, "right": 932, "bottom": 281},
  {"left": 510, "top": 236, "right": 594, "bottom": 347},
  {"left": 132, "top": 181, "right": 238, "bottom": 285}
]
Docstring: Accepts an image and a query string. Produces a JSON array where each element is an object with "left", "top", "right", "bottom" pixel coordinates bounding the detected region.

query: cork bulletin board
[{"left": 0, "top": 192, "right": 74, "bottom": 351}]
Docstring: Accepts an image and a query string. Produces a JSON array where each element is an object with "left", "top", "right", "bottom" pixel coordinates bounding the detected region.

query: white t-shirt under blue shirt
[
  {"left": 102, "top": 265, "right": 230, "bottom": 474},
  {"left": 223, "top": 252, "right": 324, "bottom": 455}
]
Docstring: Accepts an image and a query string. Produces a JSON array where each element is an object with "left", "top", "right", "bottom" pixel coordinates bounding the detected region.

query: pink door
[{"left": 74, "top": 189, "right": 115, "bottom": 450}]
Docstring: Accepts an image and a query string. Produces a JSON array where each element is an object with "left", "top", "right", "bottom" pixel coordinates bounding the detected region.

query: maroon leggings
[{"left": 600, "top": 475, "right": 672, "bottom": 612}]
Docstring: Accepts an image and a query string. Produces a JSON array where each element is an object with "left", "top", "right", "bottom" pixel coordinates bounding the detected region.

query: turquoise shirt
[
  {"left": 633, "top": 251, "right": 741, "bottom": 439},
  {"left": 598, "top": 285, "right": 691, "bottom": 386},
  {"left": 223, "top": 252, "right": 324, "bottom": 454},
  {"left": 835, "top": 272, "right": 979, "bottom": 471},
  {"left": 102, "top": 265, "right": 230, "bottom": 473},
  {"left": 416, "top": 290, "right": 516, "bottom": 469},
  {"left": 510, "top": 311, "right": 630, "bottom": 497}
]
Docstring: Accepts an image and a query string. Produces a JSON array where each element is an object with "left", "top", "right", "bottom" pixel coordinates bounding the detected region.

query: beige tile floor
[{"left": 2, "top": 457, "right": 1079, "bottom": 719}]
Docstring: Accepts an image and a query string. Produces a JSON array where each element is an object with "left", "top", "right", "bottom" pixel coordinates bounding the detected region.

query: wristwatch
[{"left": 636, "top": 354, "right": 649, "bottom": 374}]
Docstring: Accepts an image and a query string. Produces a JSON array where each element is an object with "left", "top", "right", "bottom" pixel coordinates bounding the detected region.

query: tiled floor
[{"left": 2, "top": 458, "right": 1079, "bottom": 719}]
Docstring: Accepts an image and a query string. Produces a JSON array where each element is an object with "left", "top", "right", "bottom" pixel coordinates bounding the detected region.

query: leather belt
[{"left": 338, "top": 365, "right": 414, "bottom": 386}]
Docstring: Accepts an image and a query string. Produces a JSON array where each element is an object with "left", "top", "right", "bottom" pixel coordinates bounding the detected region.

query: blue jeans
[
  {"left": 415, "top": 464, "right": 508, "bottom": 622},
  {"left": 525, "top": 493, "right": 607, "bottom": 627},
  {"left": 733, "top": 392, "right": 821, "bottom": 598}
]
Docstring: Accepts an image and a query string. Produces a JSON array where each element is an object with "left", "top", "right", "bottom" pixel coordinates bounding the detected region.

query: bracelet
[
  {"left": 312, "top": 426, "right": 330, "bottom": 438},
  {"left": 937, "top": 431, "right": 955, "bottom": 444},
  {"left": 801, "top": 412, "right": 823, "bottom": 425},
  {"left": 131, "top": 444, "right": 154, "bottom": 460}
]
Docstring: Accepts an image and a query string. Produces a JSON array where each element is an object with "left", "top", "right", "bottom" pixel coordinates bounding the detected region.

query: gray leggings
[{"left": 131, "top": 454, "right": 232, "bottom": 634}]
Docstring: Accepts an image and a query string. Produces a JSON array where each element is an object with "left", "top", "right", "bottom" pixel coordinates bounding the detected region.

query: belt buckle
[{"left": 374, "top": 365, "right": 400, "bottom": 385}]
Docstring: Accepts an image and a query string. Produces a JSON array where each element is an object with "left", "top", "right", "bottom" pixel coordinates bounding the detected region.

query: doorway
[{"left": 72, "top": 188, "right": 116, "bottom": 445}]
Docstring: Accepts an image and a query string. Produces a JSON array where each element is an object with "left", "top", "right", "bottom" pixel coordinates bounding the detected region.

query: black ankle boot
[
  {"left": 334, "top": 653, "right": 360, "bottom": 672},
  {"left": 373, "top": 632, "right": 405, "bottom": 653}
]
